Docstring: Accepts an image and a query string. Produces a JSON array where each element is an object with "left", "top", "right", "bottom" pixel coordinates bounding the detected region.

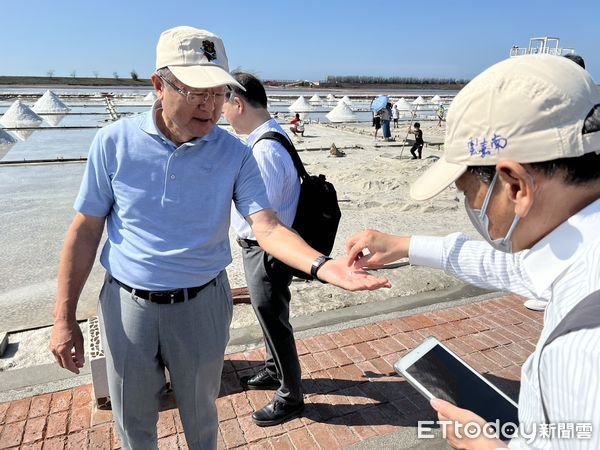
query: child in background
[{"left": 408, "top": 122, "right": 424, "bottom": 159}]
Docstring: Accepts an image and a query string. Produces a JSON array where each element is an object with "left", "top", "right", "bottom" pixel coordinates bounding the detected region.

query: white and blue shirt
[
  {"left": 410, "top": 199, "right": 600, "bottom": 449},
  {"left": 231, "top": 118, "right": 300, "bottom": 240}
]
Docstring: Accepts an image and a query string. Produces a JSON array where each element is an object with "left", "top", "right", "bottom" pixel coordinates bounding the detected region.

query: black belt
[
  {"left": 111, "top": 277, "right": 215, "bottom": 304},
  {"left": 236, "top": 238, "right": 260, "bottom": 249}
]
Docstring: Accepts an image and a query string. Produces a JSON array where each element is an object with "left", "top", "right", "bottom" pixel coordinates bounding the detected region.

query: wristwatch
[{"left": 311, "top": 255, "right": 332, "bottom": 283}]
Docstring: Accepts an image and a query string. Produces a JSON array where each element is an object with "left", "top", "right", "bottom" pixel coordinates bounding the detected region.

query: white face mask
[{"left": 464, "top": 172, "right": 521, "bottom": 253}]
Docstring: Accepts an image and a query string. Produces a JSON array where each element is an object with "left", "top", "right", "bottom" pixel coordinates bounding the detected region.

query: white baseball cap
[
  {"left": 410, "top": 54, "right": 600, "bottom": 201},
  {"left": 156, "top": 26, "right": 243, "bottom": 90}
]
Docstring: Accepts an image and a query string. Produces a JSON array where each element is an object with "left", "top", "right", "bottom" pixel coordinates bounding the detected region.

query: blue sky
[{"left": 2, "top": 1, "right": 599, "bottom": 81}]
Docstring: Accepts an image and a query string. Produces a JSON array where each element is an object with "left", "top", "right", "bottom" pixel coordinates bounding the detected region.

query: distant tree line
[{"left": 325, "top": 75, "right": 469, "bottom": 85}]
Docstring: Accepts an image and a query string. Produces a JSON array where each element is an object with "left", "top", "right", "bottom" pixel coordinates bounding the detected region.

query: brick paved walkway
[{"left": 0, "top": 294, "right": 543, "bottom": 449}]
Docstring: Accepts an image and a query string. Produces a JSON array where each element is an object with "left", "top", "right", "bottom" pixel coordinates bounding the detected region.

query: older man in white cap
[
  {"left": 347, "top": 54, "right": 600, "bottom": 449},
  {"left": 49, "top": 26, "right": 389, "bottom": 450}
]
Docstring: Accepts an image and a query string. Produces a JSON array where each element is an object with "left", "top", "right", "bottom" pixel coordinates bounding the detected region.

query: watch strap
[{"left": 311, "top": 255, "right": 332, "bottom": 282}]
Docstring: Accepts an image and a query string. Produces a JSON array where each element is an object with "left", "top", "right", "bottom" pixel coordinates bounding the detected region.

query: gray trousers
[
  {"left": 241, "top": 246, "right": 302, "bottom": 404},
  {"left": 98, "top": 271, "right": 233, "bottom": 450}
]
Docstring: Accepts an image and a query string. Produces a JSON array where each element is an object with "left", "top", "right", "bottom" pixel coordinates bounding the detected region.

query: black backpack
[{"left": 254, "top": 131, "right": 342, "bottom": 279}]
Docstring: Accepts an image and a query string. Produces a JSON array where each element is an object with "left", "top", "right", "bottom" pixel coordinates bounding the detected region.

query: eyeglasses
[{"left": 157, "top": 74, "right": 227, "bottom": 105}]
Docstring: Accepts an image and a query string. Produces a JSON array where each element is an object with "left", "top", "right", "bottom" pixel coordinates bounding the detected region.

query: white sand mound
[
  {"left": 32, "top": 90, "right": 70, "bottom": 113},
  {"left": 326, "top": 102, "right": 358, "bottom": 123},
  {"left": 288, "top": 96, "right": 313, "bottom": 113}
]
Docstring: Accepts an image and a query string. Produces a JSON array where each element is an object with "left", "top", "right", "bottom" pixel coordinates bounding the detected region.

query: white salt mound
[
  {"left": 309, "top": 94, "right": 321, "bottom": 103},
  {"left": 0, "top": 128, "right": 17, "bottom": 144},
  {"left": 0, "top": 100, "right": 44, "bottom": 127},
  {"left": 32, "top": 90, "right": 70, "bottom": 113},
  {"left": 288, "top": 96, "right": 313, "bottom": 113},
  {"left": 430, "top": 94, "right": 442, "bottom": 104},
  {"left": 326, "top": 102, "right": 358, "bottom": 123},
  {"left": 412, "top": 95, "right": 426, "bottom": 105},
  {"left": 144, "top": 91, "right": 157, "bottom": 102},
  {"left": 326, "top": 94, "right": 336, "bottom": 101},
  {"left": 341, "top": 95, "right": 353, "bottom": 106},
  {"left": 395, "top": 98, "right": 412, "bottom": 110}
]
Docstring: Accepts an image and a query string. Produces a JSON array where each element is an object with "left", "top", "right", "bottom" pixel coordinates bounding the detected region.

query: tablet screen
[{"left": 405, "top": 343, "right": 519, "bottom": 438}]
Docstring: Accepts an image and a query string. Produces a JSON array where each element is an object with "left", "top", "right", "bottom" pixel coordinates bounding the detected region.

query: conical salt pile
[
  {"left": 326, "top": 94, "right": 336, "bottom": 102},
  {"left": 288, "top": 96, "right": 313, "bottom": 113},
  {"left": 430, "top": 94, "right": 442, "bottom": 104},
  {"left": 0, "top": 100, "right": 44, "bottom": 140},
  {"left": 32, "top": 90, "right": 70, "bottom": 113},
  {"left": 326, "top": 102, "right": 358, "bottom": 123},
  {"left": 144, "top": 91, "right": 158, "bottom": 102},
  {"left": 394, "top": 98, "right": 412, "bottom": 110},
  {"left": 341, "top": 95, "right": 353, "bottom": 106},
  {"left": 412, "top": 96, "right": 426, "bottom": 105},
  {"left": 1, "top": 100, "right": 44, "bottom": 127},
  {"left": 309, "top": 94, "right": 321, "bottom": 104},
  {"left": 0, "top": 128, "right": 17, "bottom": 145}
]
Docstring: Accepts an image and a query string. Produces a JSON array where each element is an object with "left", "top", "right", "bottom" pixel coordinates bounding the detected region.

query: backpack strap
[
  {"left": 253, "top": 131, "right": 309, "bottom": 180},
  {"left": 538, "top": 290, "right": 600, "bottom": 423}
]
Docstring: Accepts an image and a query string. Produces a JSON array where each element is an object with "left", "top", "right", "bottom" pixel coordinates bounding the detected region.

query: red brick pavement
[{"left": 0, "top": 294, "right": 543, "bottom": 449}]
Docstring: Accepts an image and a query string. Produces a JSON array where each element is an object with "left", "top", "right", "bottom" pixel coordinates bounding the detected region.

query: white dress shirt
[
  {"left": 231, "top": 118, "right": 300, "bottom": 240},
  {"left": 409, "top": 199, "right": 600, "bottom": 449}
]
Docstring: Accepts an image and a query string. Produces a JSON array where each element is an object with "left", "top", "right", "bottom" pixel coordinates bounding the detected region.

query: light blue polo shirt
[{"left": 74, "top": 106, "right": 270, "bottom": 290}]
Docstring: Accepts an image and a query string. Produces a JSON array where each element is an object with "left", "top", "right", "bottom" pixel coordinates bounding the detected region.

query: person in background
[
  {"left": 436, "top": 104, "right": 446, "bottom": 127},
  {"left": 373, "top": 110, "right": 381, "bottom": 140},
  {"left": 289, "top": 113, "right": 305, "bottom": 137},
  {"left": 380, "top": 102, "right": 393, "bottom": 141},
  {"left": 223, "top": 72, "right": 304, "bottom": 427},
  {"left": 347, "top": 54, "right": 600, "bottom": 450},
  {"left": 408, "top": 122, "right": 424, "bottom": 159},
  {"left": 392, "top": 104, "right": 399, "bottom": 128},
  {"left": 49, "top": 26, "right": 390, "bottom": 450}
]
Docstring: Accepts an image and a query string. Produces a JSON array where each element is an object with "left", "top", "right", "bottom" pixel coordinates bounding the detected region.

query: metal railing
[{"left": 510, "top": 45, "right": 576, "bottom": 58}]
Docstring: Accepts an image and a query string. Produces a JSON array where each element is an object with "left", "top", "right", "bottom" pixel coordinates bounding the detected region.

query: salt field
[{"left": 0, "top": 85, "right": 466, "bottom": 334}]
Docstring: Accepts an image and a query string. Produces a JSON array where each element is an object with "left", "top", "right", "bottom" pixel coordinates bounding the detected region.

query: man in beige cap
[
  {"left": 347, "top": 54, "right": 600, "bottom": 449},
  {"left": 49, "top": 26, "right": 389, "bottom": 450}
]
